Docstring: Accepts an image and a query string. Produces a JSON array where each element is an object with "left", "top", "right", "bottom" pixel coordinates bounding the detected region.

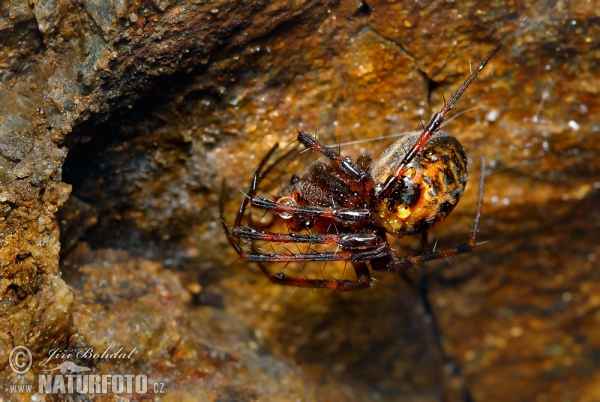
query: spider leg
[
  {"left": 220, "top": 144, "right": 281, "bottom": 253},
  {"left": 234, "top": 143, "right": 283, "bottom": 229},
  {"left": 255, "top": 261, "right": 372, "bottom": 291},
  {"left": 232, "top": 227, "right": 379, "bottom": 249},
  {"left": 251, "top": 195, "right": 371, "bottom": 224},
  {"left": 297, "top": 131, "right": 366, "bottom": 182},
  {"left": 377, "top": 45, "right": 501, "bottom": 198},
  {"left": 240, "top": 241, "right": 389, "bottom": 263},
  {"left": 220, "top": 142, "right": 301, "bottom": 249}
]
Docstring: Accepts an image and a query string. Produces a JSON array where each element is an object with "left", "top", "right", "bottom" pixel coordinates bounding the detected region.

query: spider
[{"left": 221, "top": 44, "right": 502, "bottom": 291}]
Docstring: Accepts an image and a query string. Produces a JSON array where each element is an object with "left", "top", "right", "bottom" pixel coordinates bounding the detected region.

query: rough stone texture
[{"left": 0, "top": 0, "right": 599, "bottom": 401}]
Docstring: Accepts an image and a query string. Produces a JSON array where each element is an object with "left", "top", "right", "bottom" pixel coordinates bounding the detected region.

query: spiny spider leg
[
  {"left": 235, "top": 143, "right": 299, "bottom": 229},
  {"left": 232, "top": 227, "right": 379, "bottom": 249},
  {"left": 220, "top": 143, "right": 300, "bottom": 251},
  {"left": 377, "top": 44, "right": 502, "bottom": 198},
  {"left": 251, "top": 195, "right": 372, "bottom": 224},
  {"left": 377, "top": 157, "right": 486, "bottom": 272},
  {"left": 240, "top": 241, "right": 389, "bottom": 263},
  {"left": 220, "top": 144, "right": 279, "bottom": 252},
  {"left": 297, "top": 131, "right": 366, "bottom": 182}
]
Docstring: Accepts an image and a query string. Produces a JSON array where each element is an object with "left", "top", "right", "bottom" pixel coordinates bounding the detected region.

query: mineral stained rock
[{"left": 1, "top": 0, "right": 599, "bottom": 401}]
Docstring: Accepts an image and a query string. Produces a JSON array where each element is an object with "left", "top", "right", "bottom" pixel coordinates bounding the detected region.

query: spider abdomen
[{"left": 370, "top": 131, "right": 468, "bottom": 237}]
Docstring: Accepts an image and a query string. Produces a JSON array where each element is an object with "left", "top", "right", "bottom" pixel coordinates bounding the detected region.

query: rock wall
[{"left": 1, "top": 0, "right": 599, "bottom": 400}]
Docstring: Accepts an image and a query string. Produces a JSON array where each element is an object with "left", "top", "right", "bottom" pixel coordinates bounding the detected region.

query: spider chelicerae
[{"left": 221, "top": 44, "right": 502, "bottom": 291}]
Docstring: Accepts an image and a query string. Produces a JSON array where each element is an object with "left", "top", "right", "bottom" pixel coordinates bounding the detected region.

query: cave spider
[{"left": 221, "top": 44, "right": 502, "bottom": 291}]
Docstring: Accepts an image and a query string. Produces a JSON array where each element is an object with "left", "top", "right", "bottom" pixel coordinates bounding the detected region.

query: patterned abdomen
[{"left": 370, "top": 131, "right": 468, "bottom": 237}]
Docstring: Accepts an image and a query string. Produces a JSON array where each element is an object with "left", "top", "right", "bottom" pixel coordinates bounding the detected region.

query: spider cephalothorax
[{"left": 221, "top": 44, "right": 501, "bottom": 291}]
